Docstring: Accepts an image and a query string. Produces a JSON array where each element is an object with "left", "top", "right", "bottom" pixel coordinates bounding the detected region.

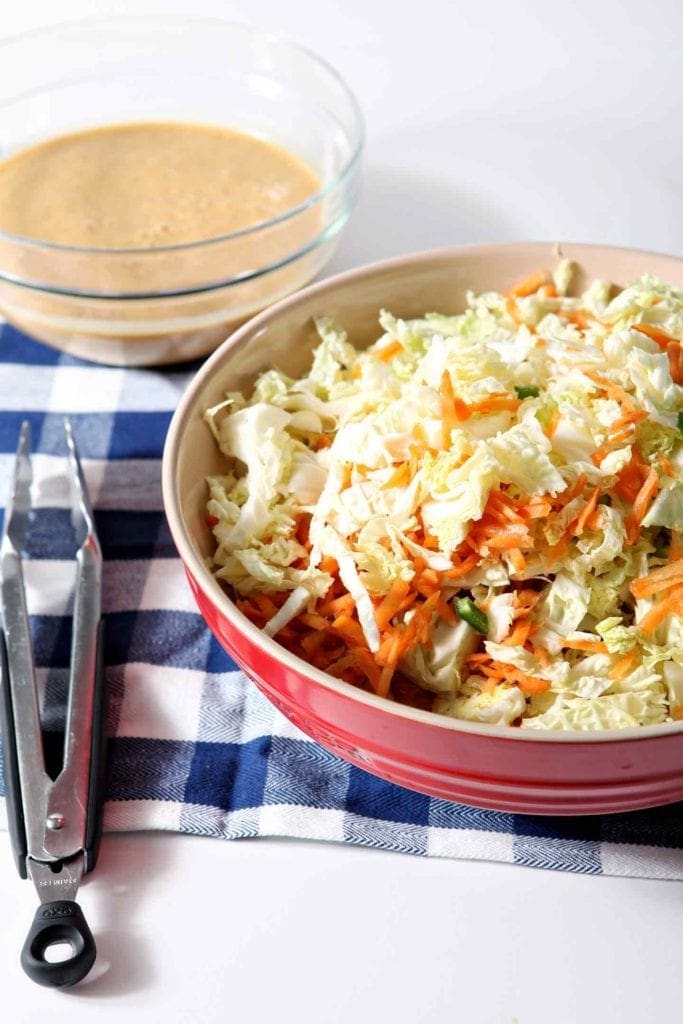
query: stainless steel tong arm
[{"left": 1, "top": 420, "right": 102, "bottom": 866}]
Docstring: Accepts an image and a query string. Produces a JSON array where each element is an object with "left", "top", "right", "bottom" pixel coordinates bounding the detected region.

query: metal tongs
[{"left": 0, "top": 420, "right": 106, "bottom": 988}]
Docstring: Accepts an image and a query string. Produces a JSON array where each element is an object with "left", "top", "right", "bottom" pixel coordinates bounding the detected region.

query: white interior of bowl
[{"left": 163, "top": 241, "right": 683, "bottom": 744}]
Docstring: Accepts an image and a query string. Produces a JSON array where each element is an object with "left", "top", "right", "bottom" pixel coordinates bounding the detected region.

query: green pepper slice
[
  {"left": 514, "top": 385, "right": 540, "bottom": 400},
  {"left": 454, "top": 597, "right": 489, "bottom": 635}
]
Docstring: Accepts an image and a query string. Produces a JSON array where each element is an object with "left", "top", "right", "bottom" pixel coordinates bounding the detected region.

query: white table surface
[{"left": 1, "top": 1, "right": 682, "bottom": 1021}]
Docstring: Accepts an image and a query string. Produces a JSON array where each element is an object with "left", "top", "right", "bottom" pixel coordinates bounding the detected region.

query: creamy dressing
[{"left": 0, "top": 121, "right": 320, "bottom": 248}]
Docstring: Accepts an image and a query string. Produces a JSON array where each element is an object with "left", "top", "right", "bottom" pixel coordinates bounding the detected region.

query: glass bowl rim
[
  {"left": 0, "top": 14, "right": 365, "bottom": 256},
  {"left": 0, "top": 213, "right": 354, "bottom": 300}
]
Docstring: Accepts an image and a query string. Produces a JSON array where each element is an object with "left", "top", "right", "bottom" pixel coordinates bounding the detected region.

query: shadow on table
[
  {"left": 326, "top": 158, "right": 516, "bottom": 276},
  {"left": 71, "top": 831, "right": 179, "bottom": 997}
]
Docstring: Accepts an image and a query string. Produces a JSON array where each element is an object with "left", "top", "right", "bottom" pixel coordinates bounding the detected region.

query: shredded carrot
[
  {"left": 253, "top": 593, "right": 280, "bottom": 619},
  {"left": 464, "top": 535, "right": 480, "bottom": 554},
  {"left": 673, "top": 707, "right": 683, "bottom": 721},
  {"left": 377, "top": 339, "right": 403, "bottom": 362},
  {"left": 566, "top": 310, "right": 593, "bottom": 331},
  {"left": 562, "top": 638, "right": 608, "bottom": 654},
  {"left": 513, "top": 589, "right": 542, "bottom": 613},
  {"left": 556, "top": 473, "right": 588, "bottom": 506},
  {"left": 300, "top": 630, "right": 334, "bottom": 658},
  {"left": 533, "top": 645, "right": 551, "bottom": 667},
  {"left": 625, "top": 466, "right": 659, "bottom": 545},
  {"left": 466, "top": 394, "right": 522, "bottom": 415},
  {"left": 543, "top": 538, "right": 569, "bottom": 565},
  {"left": 408, "top": 444, "right": 422, "bottom": 477},
  {"left": 440, "top": 368, "right": 457, "bottom": 449},
  {"left": 502, "top": 619, "right": 532, "bottom": 647},
  {"left": 375, "top": 579, "right": 413, "bottom": 631},
  {"left": 478, "top": 663, "right": 510, "bottom": 679},
  {"left": 402, "top": 592, "right": 441, "bottom": 650},
  {"left": 584, "top": 370, "right": 637, "bottom": 413},
  {"left": 506, "top": 296, "right": 522, "bottom": 325},
  {"left": 466, "top": 652, "right": 491, "bottom": 664},
  {"left": 670, "top": 534, "right": 683, "bottom": 562},
  {"left": 507, "top": 269, "right": 549, "bottom": 298},
  {"left": 314, "top": 433, "right": 333, "bottom": 450},
  {"left": 327, "top": 649, "right": 383, "bottom": 692},
  {"left": 382, "top": 462, "right": 411, "bottom": 490},
  {"left": 515, "top": 672, "right": 551, "bottom": 697},
  {"left": 519, "top": 497, "right": 553, "bottom": 520},
  {"left": 659, "top": 453, "right": 677, "bottom": 477},
  {"left": 591, "top": 440, "right": 622, "bottom": 466},
  {"left": 377, "top": 632, "right": 403, "bottom": 697},
  {"left": 637, "top": 584, "right": 683, "bottom": 633},
  {"left": 297, "top": 612, "right": 329, "bottom": 631},
  {"left": 508, "top": 547, "right": 526, "bottom": 573},
  {"left": 667, "top": 340, "right": 683, "bottom": 385},
  {"left": 454, "top": 397, "right": 472, "bottom": 421},
  {"left": 632, "top": 324, "right": 678, "bottom": 349},
  {"left": 396, "top": 591, "right": 419, "bottom": 618},
  {"left": 332, "top": 614, "right": 367, "bottom": 648},
  {"left": 438, "top": 598, "right": 457, "bottom": 624},
  {"left": 630, "top": 557, "right": 683, "bottom": 599},
  {"left": 486, "top": 490, "right": 525, "bottom": 523},
  {"left": 319, "top": 556, "right": 339, "bottom": 575},
  {"left": 609, "top": 409, "right": 648, "bottom": 433},
  {"left": 614, "top": 447, "right": 650, "bottom": 503},
  {"left": 319, "top": 593, "right": 355, "bottom": 618},
  {"left": 236, "top": 597, "right": 264, "bottom": 622},
  {"left": 444, "top": 553, "right": 480, "bottom": 579},
  {"left": 585, "top": 508, "right": 603, "bottom": 532},
  {"left": 484, "top": 530, "right": 534, "bottom": 551},
  {"left": 412, "top": 421, "right": 434, "bottom": 448},
  {"left": 414, "top": 568, "right": 441, "bottom": 596},
  {"left": 481, "top": 504, "right": 514, "bottom": 528},
  {"left": 609, "top": 649, "right": 639, "bottom": 681},
  {"left": 544, "top": 407, "right": 561, "bottom": 439},
  {"left": 573, "top": 486, "right": 601, "bottom": 537},
  {"left": 473, "top": 510, "right": 533, "bottom": 546},
  {"left": 472, "top": 654, "right": 550, "bottom": 697},
  {"left": 638, "top": 600, "right": 675, "bottom": 635}
]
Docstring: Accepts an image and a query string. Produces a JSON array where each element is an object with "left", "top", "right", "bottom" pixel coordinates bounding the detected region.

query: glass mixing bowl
[{"left": 0, "top": 18, "right": 363, "bottom": 366}]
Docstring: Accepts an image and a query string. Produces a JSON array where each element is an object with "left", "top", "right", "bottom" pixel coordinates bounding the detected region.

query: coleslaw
[{"left": 204, "top": 262, "right": 683, "bottom": 730}]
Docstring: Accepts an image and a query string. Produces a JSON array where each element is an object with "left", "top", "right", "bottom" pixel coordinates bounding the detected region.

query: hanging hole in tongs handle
[{"left": 20, "top": 900, "right": 96, "bottom": 988}]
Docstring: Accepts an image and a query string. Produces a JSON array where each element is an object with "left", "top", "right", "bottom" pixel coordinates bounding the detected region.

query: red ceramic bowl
[{"left": 163, "top": 242, "right": 683, "bottom": 815}]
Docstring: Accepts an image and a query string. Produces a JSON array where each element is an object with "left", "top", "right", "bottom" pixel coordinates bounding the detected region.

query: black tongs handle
[
  {"left": 0, "top": 629, "right": 28, "bottom": 879},
  {"left": 84, "top": 617, "right": 108, "bottom": 874},
  {"left": 1, "top": 622, "right": 106, "bottom": 987},
  {"left": 21, "top": 900, "right": 96, "bottom": 988}
]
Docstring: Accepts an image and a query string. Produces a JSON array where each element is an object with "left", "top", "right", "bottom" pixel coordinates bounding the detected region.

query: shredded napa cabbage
[{"left": 204, "top": 264, "right": 683, "bottom": 731}]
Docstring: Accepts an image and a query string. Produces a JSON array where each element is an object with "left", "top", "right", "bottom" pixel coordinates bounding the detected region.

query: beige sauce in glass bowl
[
  {"left": 0, "top": 122, "right": 326, "bottom": 365},
  {"left": 0, "top": 121, "right": 320, "bottom": 248}
]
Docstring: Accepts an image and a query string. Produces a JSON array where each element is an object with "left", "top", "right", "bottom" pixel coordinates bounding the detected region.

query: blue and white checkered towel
[{"left": 0, "top": 323, "right": 681, "bottom": 881}]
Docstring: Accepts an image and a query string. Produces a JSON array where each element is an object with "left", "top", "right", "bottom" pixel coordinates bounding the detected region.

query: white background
[{"left": 0, "top": 1, "right": 682, "bottom": 1021}]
